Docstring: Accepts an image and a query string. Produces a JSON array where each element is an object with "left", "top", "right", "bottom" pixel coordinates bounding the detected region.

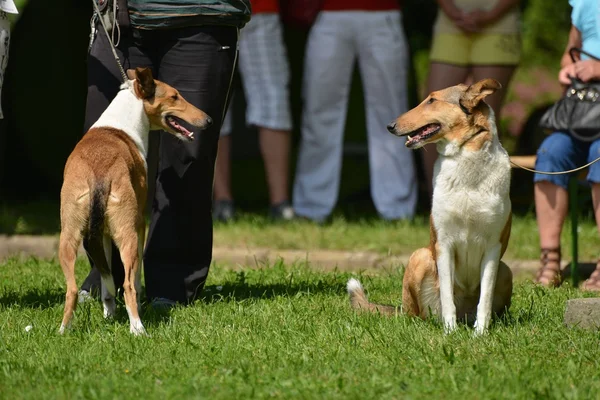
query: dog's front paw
[
  {"left": 443, "top": 316, "right": 457, "bottom": 334},
  {"left": 473, "top": 320, "right": 489, "bottom": 337}
]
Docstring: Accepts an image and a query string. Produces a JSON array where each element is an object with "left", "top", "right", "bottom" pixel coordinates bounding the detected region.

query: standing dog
[
  {"left": 58, "top": 68, "right": 211, "bottom": 335},
  {"left": 347, "top": 79, "right": 513, "bottom": 335}
]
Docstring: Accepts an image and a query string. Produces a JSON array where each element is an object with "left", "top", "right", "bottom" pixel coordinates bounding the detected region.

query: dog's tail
[
  {"left": 84, "top": 179, "right": 111, "bottom": 276},
  {"left": 346, "top": 278, "right": 400, "bottom": 316}
]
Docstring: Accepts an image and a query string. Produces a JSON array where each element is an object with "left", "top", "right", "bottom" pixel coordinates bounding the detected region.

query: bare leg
[
  {"left": 214, "top": 135, "right": 233, "bottom": 202},
  {"left": 582, "top": 183, "right": 600, "bottom": 290},
  {"left": 534, "top": 181, "right": 567, "bottom": 286},
  {"left": 259, "top": 127, "right": 292, "bottom": 205},
  {"left": 470, "top": 65, "right": 517, "bottom": 125},
  {"left": 423, "top": 63, "right": 470, "bottom": 197}
]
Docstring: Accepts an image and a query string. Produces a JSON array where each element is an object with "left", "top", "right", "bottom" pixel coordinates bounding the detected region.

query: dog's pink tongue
[{"left": 171, "top": 119, "right": 192, "bottom": 137}]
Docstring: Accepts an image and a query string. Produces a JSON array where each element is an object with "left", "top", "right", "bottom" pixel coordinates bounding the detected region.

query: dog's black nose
[
  {"left": 206, "top": 116, "right": 213, "bottom": 126},
  {"left": 387, "top": 122, "right": 396, "bottom": 133}
]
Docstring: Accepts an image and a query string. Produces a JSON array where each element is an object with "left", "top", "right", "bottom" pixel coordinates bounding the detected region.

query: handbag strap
[{"left": 569, "top": 47, "right": 600, "bottom": 63}]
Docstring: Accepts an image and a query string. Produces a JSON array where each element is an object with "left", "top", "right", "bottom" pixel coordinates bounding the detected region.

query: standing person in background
[
  {"left": 78, "top": 0, "right": 251, "bottom": 306},
  {"left": 214, "top": 0, "right": 295, "bottom": 222},
  {"left": 421, "top": 0, "right": 522, "bottom": 198},
  {"left": 293, "top": 0, "right": 417, "bottom": 223}
]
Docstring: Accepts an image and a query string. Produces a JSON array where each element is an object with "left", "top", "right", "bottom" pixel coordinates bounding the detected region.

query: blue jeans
[{"left": 534, "top": 132, "right": 600, "bottom": 189}]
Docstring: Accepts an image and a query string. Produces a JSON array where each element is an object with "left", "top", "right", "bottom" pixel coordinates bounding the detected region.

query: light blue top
[{"left": 570, "top": 0, "right": 600, "bottom": 59}]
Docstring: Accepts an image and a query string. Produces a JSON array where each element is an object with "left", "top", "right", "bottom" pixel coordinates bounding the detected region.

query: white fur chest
[{"left": 432, "top": 140, "right": 511, "bottom": 292}]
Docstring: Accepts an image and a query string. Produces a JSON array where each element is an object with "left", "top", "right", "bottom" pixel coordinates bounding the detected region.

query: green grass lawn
[
  {"left": 1, "top": 257, "right": 600, "bottom": 399},
  {"left": 3, "top": 200, "right": 600, "bottom": 261},
  {"left": 213, "top": 213, "right": 600, "bottom": 262}
]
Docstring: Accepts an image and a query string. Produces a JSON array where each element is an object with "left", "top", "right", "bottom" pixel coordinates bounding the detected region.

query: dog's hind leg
[
  {"left": 100, "top": 234, "right": 116, "bottom": 319},
  {"left": 58, "top": 228, "right": 82, "bottom": 334},
  {"left": 403, "top": 247, "right": 440, "bottom": 319},
  {"left": 58, "top": 197, "right": 87, "bottom": 334}
]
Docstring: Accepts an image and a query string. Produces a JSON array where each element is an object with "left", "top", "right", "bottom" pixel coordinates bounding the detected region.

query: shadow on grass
[
  {"left": 201, "top": 279, "right": 347, "bottom": 304},
  {"left": 0, "top": 287, "right": 64, "bottom": 309}
]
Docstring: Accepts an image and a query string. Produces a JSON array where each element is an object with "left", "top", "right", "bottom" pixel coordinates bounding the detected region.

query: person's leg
[
  {"left": 581, "top": 139, "right": 600, "bottom": 290},
  {"left": 259, "top": 127, "right": 292, "bottom": 206},
  {"left": 213, "top": 106, "right": 235, "bottom": 222},
  {"left": 423, "top": 32, "right": 471, "bottom": 199},
  {"left": 469, "top": 33, "right": 520, "bottom": 124},
  {"left": 422, "top": 62, "right": 470, "bottom": 198},
  {"left": 144, "top": 26, "right": 238, "bottom": 303},
  {"left": 470, "top": 65, "right": 517, "bottom": 123},
  {"left": 356, "top": 11, "right": 416, "bottom": 220},
  {"left": 236, "top": 14, "right": 294, "bottom": 214},
  {"left": 533, "top": 132, "right": 586, "bottom": 286},
  {"left": 292, "top": 12, "right": 356, "bottom": 222},
  {"left": 80, "top": 14, "right": 153, "bottom": 298}
]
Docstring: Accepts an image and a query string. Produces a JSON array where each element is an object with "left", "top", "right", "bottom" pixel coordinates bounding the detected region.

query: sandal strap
[{"left": 540, "top": 247, "right": 561, "bottom": 263}]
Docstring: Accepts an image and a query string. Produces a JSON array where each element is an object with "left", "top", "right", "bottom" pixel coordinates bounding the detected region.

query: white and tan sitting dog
[{"left": 347, "top": 78, "right": 513, "bottom": 335}]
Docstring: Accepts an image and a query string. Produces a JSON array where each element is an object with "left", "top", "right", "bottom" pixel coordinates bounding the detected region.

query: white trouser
[{"left": 293, "top": 11, "right": 416, "bottom": 221}]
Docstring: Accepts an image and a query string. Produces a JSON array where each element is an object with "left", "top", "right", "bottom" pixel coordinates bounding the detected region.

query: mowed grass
[
  {"left": 1, "top": 258, "right": 600, "bottom": 399},
  {"left": 214, "top": 213, "right": 600, "bottom": 261}
]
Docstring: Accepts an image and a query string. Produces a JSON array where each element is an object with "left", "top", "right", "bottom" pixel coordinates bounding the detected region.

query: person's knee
[{"left": 534, "top": 133, "right": 578, "bottom": 188}]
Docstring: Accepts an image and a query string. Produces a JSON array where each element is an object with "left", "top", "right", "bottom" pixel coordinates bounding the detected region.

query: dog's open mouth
[
  {"left": 166, "top": 115, "right": 195, "bottom": 140},
  {"left": 404, "top": 123, "right": 441, "bottom": 148}
]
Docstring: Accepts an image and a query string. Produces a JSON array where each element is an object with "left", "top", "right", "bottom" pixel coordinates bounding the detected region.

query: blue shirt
[{"left": 570, "top": 0, "right": 600, "bottom": 59}]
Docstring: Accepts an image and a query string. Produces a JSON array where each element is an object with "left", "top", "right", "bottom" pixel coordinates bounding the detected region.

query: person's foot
[
  {"left": 149, "top": 297, "right": 177, "bottom": 309},
  {"left": 535, "top": 248, "right": 562, "bottom": 287},
  {"left": 78, "top": 289, "right": 94, "bottom": 303},
  {"left": 214, "top": 200, "right": 235, "bottom": 222},
  {"left": 270, "top": 201, "right": 295, "bottom": 221},
  {"left": 581, "top": 261, "right": 600, "bottom": 291}
]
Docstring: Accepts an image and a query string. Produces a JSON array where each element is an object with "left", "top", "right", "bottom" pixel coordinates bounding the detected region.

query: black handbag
[{"left": 539, "top": 48, "right": 600, "bottom": 142}]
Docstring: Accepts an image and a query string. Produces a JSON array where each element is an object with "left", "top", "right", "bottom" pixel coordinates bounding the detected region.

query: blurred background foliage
[{"left": 0, "top": 0, "right": 573, "bottom": 217}]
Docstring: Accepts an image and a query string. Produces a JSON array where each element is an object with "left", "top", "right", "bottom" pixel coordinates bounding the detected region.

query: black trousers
[{"left": 80, "top": 10, "right": 238, "bottom": 303}]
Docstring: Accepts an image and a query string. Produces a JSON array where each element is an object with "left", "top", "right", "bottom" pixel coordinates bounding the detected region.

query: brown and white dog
[
  {"left": 58, "top": 67, "right": 211, "bottom": 335},
  {"left": 347, "top": 79, "right": 513, "bottom": 335}
]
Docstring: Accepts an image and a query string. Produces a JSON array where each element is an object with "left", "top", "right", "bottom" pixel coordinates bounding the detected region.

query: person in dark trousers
[{"left": 79, "top": 0, "right": 251, "bottom": 306}]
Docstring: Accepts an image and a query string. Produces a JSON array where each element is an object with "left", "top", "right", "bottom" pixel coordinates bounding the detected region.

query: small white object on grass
[
  {"left": 25, "top": 325, "right": 33, "bottom": 332},
  {"left": 216, "top": 286, "right": 223, "bottom": 292}
]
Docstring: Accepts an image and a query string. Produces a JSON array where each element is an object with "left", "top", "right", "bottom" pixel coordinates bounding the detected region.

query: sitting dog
[
  {"left": 347, "top": 78, "right": 513, "bottom": 335},
  {"left": 58, "top": 67, "right": 211, "bottom": 335}
]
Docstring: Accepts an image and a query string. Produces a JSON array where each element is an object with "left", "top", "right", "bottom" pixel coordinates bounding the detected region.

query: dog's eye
[{"left": 427, "top": 98, "right": 436, "bottom": 104}]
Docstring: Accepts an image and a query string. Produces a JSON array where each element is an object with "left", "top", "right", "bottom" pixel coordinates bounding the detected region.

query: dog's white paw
[
  {"left": 473, "top": 320, "right": 489, "bottom": 337},
  {"left": 129, "top": 320, "right": 147, "bottom": 336},
  {"left": 58, "top": 323, "right": 68, "bottom": 335},
  {"left": 443, "top": 317, "right": 457, "bottom": 334},
  {"left": 103, "top": 298, "right": 116, "bottom": 319}
]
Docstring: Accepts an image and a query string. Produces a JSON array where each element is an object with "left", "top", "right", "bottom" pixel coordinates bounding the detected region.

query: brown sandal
[
  {"left": 581, "top": 259, "right": 600, "bottom": 291},
  {"left": 535, "top": 248, "right": 562, "bottom": 287}
]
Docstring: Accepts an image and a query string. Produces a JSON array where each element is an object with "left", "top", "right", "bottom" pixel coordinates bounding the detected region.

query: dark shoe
[
  {"left": 214, "top": 200, "right": 235, "bottom": 222},
  {"left": 270, "top": 201, "right": 295, "bottom": 221}
]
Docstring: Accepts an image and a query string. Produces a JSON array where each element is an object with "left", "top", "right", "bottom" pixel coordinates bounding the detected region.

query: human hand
[
  {"left": 466, "top": 9, "right": 497, "bottom": 28},
  {"left": 574, "top": 60, "right": 600, "bottom": 82},
  {"left": 451, "top": 11, "right": 480, "bottom": 33},
  {"left": 558, "top": 63, "right": 577, "bottom": 86}
]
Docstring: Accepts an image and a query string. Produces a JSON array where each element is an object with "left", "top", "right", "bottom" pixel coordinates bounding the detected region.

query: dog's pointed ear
[
  {"left": 460, "top": 78, "right": 501, "bottom": 112},
  {"left": 128, "top": 67, "right": 156, "bottom": 99}
]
